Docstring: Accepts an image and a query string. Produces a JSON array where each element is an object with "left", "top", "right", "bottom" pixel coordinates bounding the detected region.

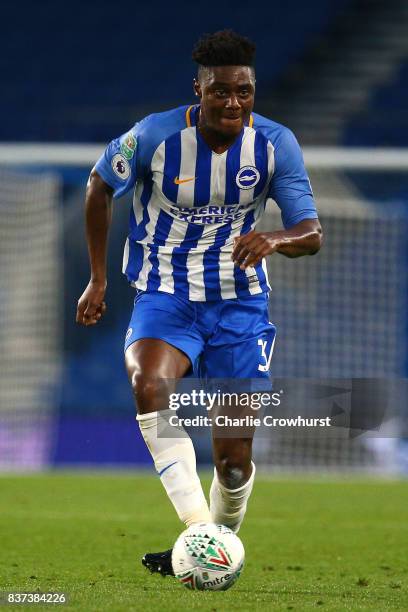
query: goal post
[{"left": 0, "top": 167, "right": 62, "bottom": 469}]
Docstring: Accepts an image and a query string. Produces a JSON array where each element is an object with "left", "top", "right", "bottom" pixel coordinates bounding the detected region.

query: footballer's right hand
[{"left": 76, "top": 279, "right": 107, "bottom": 326}]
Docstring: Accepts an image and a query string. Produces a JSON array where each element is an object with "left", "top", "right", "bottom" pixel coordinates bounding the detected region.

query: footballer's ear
[{"left": 193, "top": 78, "right": 201, "bottom": 98}]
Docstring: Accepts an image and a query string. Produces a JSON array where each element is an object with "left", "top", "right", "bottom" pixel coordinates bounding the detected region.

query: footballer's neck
[{"left": 198, "top": 120, "right": 243, "bottom": 155}]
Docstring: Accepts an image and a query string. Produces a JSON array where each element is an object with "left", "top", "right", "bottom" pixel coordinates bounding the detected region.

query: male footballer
[{"left": 76, "top": 30, "right": 322, "bottom": 576}]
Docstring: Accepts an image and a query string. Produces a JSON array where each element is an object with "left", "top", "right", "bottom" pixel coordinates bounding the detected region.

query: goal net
[
  {"left": 255, "top": 161, "right": 408, "bottom": 474},
  {"left": 0, "top": 146, "right": 406, "bottom": 473},
  {"left": 0, "top": 167, "right": 62, "bottom": 469}
]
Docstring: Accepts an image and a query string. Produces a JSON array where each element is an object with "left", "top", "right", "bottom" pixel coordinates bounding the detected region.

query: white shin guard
[
  {"left": 210, "top": 462, "right": 256, "bottom": 533},
  {"left": 137, "top": 409, "right": 211, "bottom": 526}
]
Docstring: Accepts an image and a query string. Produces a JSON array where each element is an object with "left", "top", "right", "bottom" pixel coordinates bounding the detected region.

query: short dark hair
[{"left": 192, "top": 29, "right": 256, "bottom": 68}]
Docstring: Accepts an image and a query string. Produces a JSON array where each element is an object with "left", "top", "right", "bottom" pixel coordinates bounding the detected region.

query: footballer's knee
[
  {"left": 125, "top": 338, "right": 190, "bottom": 414},
  {"left": 214, "top": 443, "right": 253, "bottom": 488},
  {"left": 129, "top": 371, "right": 171, "bottom": 414},
  {"left": 217, "top": 461, "right": 247, "bottom": 489}
]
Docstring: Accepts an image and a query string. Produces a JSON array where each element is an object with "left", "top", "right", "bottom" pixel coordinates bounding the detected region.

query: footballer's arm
[
  {"left": 76, "top": 169, "right": 113, "bottom": 326},
  {"left": 232, "top": 218, "right": 323, "bottom": 269}
]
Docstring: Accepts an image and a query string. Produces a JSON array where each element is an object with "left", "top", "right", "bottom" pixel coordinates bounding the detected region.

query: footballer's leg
[
  {"left": 128, "top": 337, "right": 210, "bottom": 528},
  {"left": 126, "top": 299, "right": 211, "bottom": 527},
  {"left": 210, "top": 436, "right": 256, "bottom": 533},
  {"left": 126, "top": 338, "right": 211, "bottom": 576},
  {"left": 204, "top": 293, "right": 275, "bottom": 532},
  {"left": 124, "top": 292, "right": 210, "bottom": 576}
]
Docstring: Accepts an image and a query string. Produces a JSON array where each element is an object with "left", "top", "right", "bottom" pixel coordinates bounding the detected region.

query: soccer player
[{"left": 76, "top": 30, "right": 322, "bottom": 576}]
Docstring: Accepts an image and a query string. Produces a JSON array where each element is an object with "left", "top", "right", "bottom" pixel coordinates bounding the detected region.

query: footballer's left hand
[{"left": 232, "top": 231, "right": 281, "bottom": 269}]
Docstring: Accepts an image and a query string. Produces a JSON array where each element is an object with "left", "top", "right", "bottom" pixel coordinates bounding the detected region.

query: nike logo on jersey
[{"left": 174, "top": 176, "right": 196, "bottom": 185}]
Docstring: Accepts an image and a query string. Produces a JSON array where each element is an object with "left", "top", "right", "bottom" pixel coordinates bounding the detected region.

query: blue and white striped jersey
[{"left": 95, "top": 104, "right": 318, "bottom": 301}]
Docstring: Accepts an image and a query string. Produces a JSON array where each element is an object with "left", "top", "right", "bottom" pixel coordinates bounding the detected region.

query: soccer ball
[{"left": 171, "top": 522, "right": 245, "bottom": 591}]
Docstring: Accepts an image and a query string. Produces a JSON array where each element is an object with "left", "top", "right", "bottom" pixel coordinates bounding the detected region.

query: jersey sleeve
[
  {"left": 268, "top": 127, "right": 318, "bottom": 229},
  {"left": 94, "top": 126, "right": 139, "bottom": 199}
]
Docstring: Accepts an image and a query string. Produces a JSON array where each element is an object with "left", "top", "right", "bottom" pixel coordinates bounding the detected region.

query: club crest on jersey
[
  {"left": 111, "top": 154, "right": 130, "bottom": 180},
  {"left": 235, "top": 166, "right": 260, "bottom": 190}
]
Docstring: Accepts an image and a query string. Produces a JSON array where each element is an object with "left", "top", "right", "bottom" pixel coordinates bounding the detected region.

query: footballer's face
[{"left": 194, "top": 66, "right": 255, "bottom": 139}]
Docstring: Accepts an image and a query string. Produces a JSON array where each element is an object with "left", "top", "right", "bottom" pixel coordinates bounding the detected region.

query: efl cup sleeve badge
[
  {"left": 111, "top": 153, "right": 131, "bottom": 180},
  {"left": 236, "top": 166, "right": 260, "bottom": 190},
  {"left": 120, "top": 132, "right": 137, "bottom": 160}
]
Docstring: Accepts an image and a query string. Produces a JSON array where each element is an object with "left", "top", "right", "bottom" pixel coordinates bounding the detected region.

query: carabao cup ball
[{"left": 171, "top": 522, "right": 245, "bottom": 591}]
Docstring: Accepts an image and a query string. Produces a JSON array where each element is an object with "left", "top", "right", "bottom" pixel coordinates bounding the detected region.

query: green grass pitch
[{"left": 0, "top": 473, "right": 407, "bottom": 611}]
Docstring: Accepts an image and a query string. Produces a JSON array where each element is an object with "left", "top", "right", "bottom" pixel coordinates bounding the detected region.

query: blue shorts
[{"left": 124, "top": 291, "right": 276, "bottom": 379}]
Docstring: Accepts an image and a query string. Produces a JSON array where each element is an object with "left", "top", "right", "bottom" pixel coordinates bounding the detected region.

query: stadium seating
[
  {"left": 343, "top": 61, "right": 408, "bottom": 147},
  {"left": 2, "top": 0, "right": 352, "bottom": 141}
]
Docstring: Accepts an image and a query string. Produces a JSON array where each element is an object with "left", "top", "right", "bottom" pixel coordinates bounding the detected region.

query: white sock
[
  {"left": 210, "top": 462, "right": 256, "bottom": 533},
  {"left": 137, "top": 409, "right": 211, "bottom": 526}
]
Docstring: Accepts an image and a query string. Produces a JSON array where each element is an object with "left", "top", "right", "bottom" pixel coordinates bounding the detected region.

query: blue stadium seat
[{"left": 2, "top": 0, "right": 352, "bottom": 141}]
